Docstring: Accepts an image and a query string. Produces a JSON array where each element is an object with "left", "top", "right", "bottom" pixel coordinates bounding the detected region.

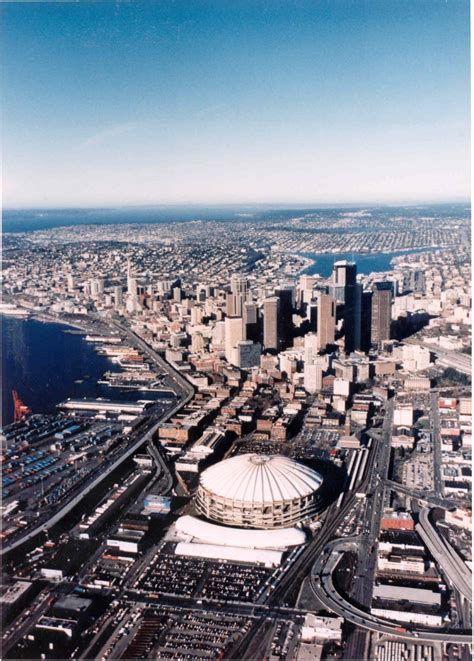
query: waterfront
[
  {"left": 1, "top": 316, "right": 170, "bottom": 426},
  {"left": 301, "top": 247, "right": 430, "bottom": 278}
]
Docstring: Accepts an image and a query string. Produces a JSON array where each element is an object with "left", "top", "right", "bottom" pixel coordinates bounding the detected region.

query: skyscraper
[
  {"left": 263, "top": 297, "right": 280, "bottom": 351},
  {"left": 243, "top": 302, "right": 260, "bottom": 342},
  {"left": 371, "top": 282, "right": 393, "bottom": 349},
  {"left": 360, "top": 290, "right": 373, "bottom": 352},
  {"left": 225, "top": 316, "right": 244, "bottom": 364},
  {"left": 227, "top": 275, "right": 248, "bottom": 317},
  {"left": 331, "top": 261, "right": 360, "bottom": 353},
  {"left": 275, "top": 285, "right": 294, "bottom": 349},
  {"left": 317, "top": 292, "right": 336, "bottom": 351}
]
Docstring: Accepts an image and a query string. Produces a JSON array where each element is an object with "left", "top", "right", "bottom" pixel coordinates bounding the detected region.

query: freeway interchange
[{"left": 308, "top": 397, "right": 472, "bottom": 648}]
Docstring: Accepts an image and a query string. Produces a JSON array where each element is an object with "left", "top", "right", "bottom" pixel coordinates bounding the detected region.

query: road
[
  {"left": 384, "top": 479, "right": 456, "bottom": 510},
  {"left": 343, "top": 399, "right": 393, "bottom": 660},
  {"left": 229, "top": 401, "right": 394, "bottom": 658},
  {"left": 429, "top": 391, "right": 444, "bottom": 496},
  {"left": 1, "top": 316, "right": 194, "bottom": 559},
  {"left": 310, "top": 538, "right": 472, "bottom": 644},
  {"left": 404, "top": 338, "right": 472, "bottom": 376},
  {"left": 416, "top": 508, "right": 472, "bottom": 602}
]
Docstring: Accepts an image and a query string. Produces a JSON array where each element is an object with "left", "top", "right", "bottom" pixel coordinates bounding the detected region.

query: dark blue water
[
  {"left": 302, "top": 248, "right": 430, "bottom": 278},
  {"left": 3, "top": 207, "right": 253, "bottom": 233},
  {"left": 4, "top": 203, "right": 469, "bottom": 233},
  {"left": 1, "top": 317, "right": 168, "bottom": 426}
]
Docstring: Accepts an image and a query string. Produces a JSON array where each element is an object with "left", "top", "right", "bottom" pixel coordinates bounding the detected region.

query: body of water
[
  {"left": 1, "top": 317, "right": 169, "bottom": 426},
  {"left": 301, "top": 247, "right": 430, "bottom": 278}
]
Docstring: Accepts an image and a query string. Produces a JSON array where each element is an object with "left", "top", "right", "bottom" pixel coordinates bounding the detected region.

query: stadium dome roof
[{"left": 199, "top": 453, "right": 323, "bottom": 504}]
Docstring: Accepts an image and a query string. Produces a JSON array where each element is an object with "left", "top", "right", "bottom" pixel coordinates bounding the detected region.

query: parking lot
[
  {"left": 104, "top": 604, "right": 254, "bottom": 659},
  {"left": 134, "top": 551, "right": 272, "bottom": 603}
]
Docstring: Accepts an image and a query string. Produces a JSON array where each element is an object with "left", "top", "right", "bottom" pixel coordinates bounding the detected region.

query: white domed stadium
[{"left": 196, "top": 453, "right": 324, "bottom": 529}]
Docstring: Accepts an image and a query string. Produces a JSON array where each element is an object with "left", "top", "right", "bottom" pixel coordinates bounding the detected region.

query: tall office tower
[
  {"left": 263, "top": 297, "right": 280, "bottom": 351},
  {"left": 298, "top": 274, "right": 317, "bottom": 309},
  {"left": 331, "top": 260, "right": 357, "bottom": 303},
  {"left": 231, "top": 340, "right": 262, "bottom": 369},
  {"left": 360, "top": 290, "right": 372, "bottom": 352},
  {"left": 227, "top": 274, "right": 248, "bottom": 317},
  {"left": 331, "top": 261, "right": 360, "bottom": 353},
  {"left": 67, "top": 274, "right": 75, "bottom": 293},
  {"left": 304, "top": 355, "right": 326, "bottom": 394},
  {"left": 114, "top": 285, "right": 124, "bottom": 308},
  {"left": 276, "top": 285, "right": 294, "bottom": 348},
  {"left": 243, "top": 302, "right": 259, "bottom": 342},
  {"left": 353, "top": 283, "right": 363, "bottom": 351},
  {"left": 191, "top": 332, "right": 205, "bottom": 354},
  {"left": 126, "top": 258, "right": 137, "bottom": 296},
  {"left": 173, "top": 286, "right": 183, "bottom": 302},
  {"left": 317, "top": 292, "right": 335, "bottom": 351},
  {"left": 304, "top": 332, "right": 319, "bottom": 364},
  {"left": 371, "top": 282, "right": 393, "bottom": 349},
  {"left": 225, "top": 316, "right": 244, "bottom": 364},
  {"left": 307, "top": 300, "right": 318, "bottom": 331},
  {"left": 191, "top": 305, "right": 204, "bottom": 325},
  {"left": 90, "top": 279, "right": 100, "bottom": 298}
]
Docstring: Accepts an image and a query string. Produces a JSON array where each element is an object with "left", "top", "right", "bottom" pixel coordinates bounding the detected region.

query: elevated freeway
[
  {"left": 1, "top": 317, "right": 194, "bottom": 559},
  {"left": 310, "top": 537, "right": 472, "bottom": 645},
  {"left": 404, "top": 338, "right": 472, "bottom": 376},
  {"left": 416, "top": 508, "right": 472, "bottom": 603}
]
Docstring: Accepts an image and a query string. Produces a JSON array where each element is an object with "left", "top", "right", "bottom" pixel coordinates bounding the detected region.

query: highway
[
  {"left": 342, "top": 399, "right": 393, "bottom": 660},
  {"left": 310, "top": 537, "right": 472, "bottom": 644},
  {"left": 1, "top": 317, "right": 194, "bottom": 559},
  {"left": 416, "top": 508, "right": 472, "bottom": 603},
  {"left": 404, "top": 338, "right": 472, "bottom": 376},
  {"left": 230, "top": 401, "right": 395, "bottom": 658},
  {"left": 384, "top": 480, "right": 456, "bottom": 510},
  {"left": 309, "top": 399, "right": 472, "bottom": 648},
  {"left": 429, "top": 391, "right": 444, "bottom": 496}
]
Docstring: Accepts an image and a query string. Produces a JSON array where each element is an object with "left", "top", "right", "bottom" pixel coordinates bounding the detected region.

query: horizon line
[{"left": 3, "top": 199, "right": 471, "bottom": 212}]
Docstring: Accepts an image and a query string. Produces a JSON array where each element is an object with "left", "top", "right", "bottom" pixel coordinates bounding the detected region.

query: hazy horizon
[{"left": 1, "top": 1, "right": 470, "bottom": 209}]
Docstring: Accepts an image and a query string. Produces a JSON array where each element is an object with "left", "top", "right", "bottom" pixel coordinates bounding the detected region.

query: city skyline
[{"left": 2, "top": 0, "right": 470, "bottom": 208}]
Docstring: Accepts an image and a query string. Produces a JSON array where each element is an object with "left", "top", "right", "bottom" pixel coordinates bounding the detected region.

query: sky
[{"left": 1, "top": 0, "right": 470, "bottom": 208}]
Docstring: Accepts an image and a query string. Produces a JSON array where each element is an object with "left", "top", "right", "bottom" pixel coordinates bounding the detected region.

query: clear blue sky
[{"left": 1, "top": 0, "right": 470, "bottom": 208}]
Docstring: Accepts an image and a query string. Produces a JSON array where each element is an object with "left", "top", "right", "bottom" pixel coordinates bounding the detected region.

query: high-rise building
[
  {"left": 114, "top": 285, "right": 124, "bottom": 308},
  {"left": 225, "top": 316, "right": 244, "bottom": 364},
  {"left": 360, "top": 290, "right": 372, "bottom": 352},
  {"left": 317, "top": 292, "right": 335, "bottom": 351},
  {"left": 371, "top": 282, "right": 393, "bottom": 349},
  {"left": 126, "top": 258, "right": 137, "bottom": 296},
  {"left": 275, "top": 285, "right": 294, "bottom": 348},
  {"left": 243, "top": 302, "right": 260, "bottom": 342},
  {"left": 231, "top": 340, "right": 262, "bottom": 369},
  {"left": 227, "top": 275, "right": 248, "bottom": 317},
  {"left": 331, "top": 261, "right": 360, "bottom": 353},
  {"left": 304, "top": 355, "right": 327, "bottom": 394},
  {"left": 263, "top": 297, "right": 280, "bottom": 351}
]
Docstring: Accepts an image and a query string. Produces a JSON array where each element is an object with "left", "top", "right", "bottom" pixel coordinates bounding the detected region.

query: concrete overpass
[
  {"left": 416, "top": 508, "right": 472, "bottom": 603},
  {"left": 310, "top": 537, "right": 472, "bottom": 645}
]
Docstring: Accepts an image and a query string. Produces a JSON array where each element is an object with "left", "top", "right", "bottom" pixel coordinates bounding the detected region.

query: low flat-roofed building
[
  {"left": 301, "top": 613, "right": 343, "bottom": 642},
  {"left": 373, "top": 584, "right": 441, "bottom": 606},
  {"left": 0, "top": 580, "right": 32, "bottom": 605},
  {"left": 370, "top": 608, "right": 443, "bottom": 628},
  {"left": 175, "top": 514, "right": 306, "bottom": 550},
  {"left": 174, "top": 542, "right": 283, "bottom": 568}
]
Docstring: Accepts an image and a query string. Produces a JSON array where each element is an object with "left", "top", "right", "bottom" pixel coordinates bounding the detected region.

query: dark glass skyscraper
[
  {"left": 331, "top": 261, "right": 360, "bottom": 353},
  {"left": 371, "top": 282, "right": 393, "bottom": 349}
]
